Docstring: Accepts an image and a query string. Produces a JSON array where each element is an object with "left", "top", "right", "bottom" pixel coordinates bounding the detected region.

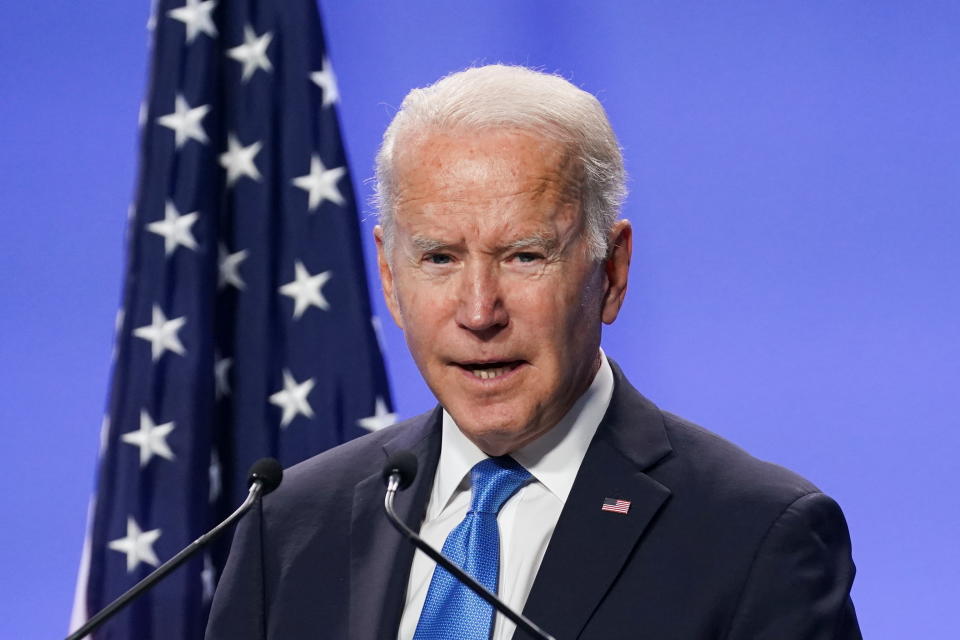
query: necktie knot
[{"left": 469, "top": 456, "right": 532, "bottom": 514}]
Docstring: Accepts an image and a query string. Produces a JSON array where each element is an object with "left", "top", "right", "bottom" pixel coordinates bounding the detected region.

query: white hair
[{"left": 374, "top": 64, "right": 626, "bottom": 260}]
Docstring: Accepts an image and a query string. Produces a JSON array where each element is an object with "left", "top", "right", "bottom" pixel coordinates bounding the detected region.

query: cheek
[
  {"left": 396, "top": 281, "right": 451, "bottom": 336},
  {"left": 510, "top": 280, "right": 581, "bottom": 341},
  {"left": 551, "top": 271, "right": 604, "bottom": 342},
  {"left": 577, "top": 270, "right": 606, "bottom": 315}
]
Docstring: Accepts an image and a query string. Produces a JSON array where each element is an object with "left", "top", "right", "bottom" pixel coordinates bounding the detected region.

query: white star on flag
[
  {"left": 291, "top": 154, "right": 346, "bottom": 211},
  {"left": 121, "top": 410, "right": 175, "bottom": 467},
  {"left": 147, "top": 201, "right": 199, "bottom": 255},
  {"left": 107, "top": 517, "right": 162, "bottom": 573},
  {"left": 219, "top": 134, "right": 262, "bottom": 186},
  {"left": 167, "top": 0, "right": 218, "bottom": 43},
  {"left": 357, "top": 396, "right": 397, "bottom": 432},
  {"left": 227, "top": 25, "right": 273, "bottom": 82},
  {"left": 133, "top": 305, "right": 187, "bottom": 361},
  {"left": 218, "top": 243, "right": 248, "bottom": 290},
  {"left": 279, "top": 261, "right": 332, "bottom": 318},
  {"left": 310, "top": 57, "right": 339, "bottom": 107},
  {"left": 157, "top": 94, "right": 210, "bottom": 148},
  {"left": 269, "top": 369, "right": 316, "bottom": 428},
  {"left": 214, "top": 352, "right": 233, "bottom": 398}
]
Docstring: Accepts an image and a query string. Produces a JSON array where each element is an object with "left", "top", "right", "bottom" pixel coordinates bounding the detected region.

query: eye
[
  {"left": 512, "top": 252, "right": 543, "bottom": 264},
  {"left": 424, "top": 253, "right": 453, "bottom": 265}
]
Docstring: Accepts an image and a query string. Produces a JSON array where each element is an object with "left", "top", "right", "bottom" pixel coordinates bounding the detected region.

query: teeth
[{"left": 471, "top": 365, "right": 512, "bottom": 380}]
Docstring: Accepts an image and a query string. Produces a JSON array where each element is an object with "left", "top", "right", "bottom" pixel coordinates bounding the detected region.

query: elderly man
[{"left": 207, "top": 65, "right": 861, "bottom": 640}]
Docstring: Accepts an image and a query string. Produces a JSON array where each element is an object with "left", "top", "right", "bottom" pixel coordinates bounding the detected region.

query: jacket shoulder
[
  {"left": 656, "top": 410, "right": 821, "bottom": 514},
  {"left": 265, "top": 409, "right": 436, "bottom": 514}
]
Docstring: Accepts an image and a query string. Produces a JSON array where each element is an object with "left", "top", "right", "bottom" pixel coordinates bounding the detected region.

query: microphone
[
  {"left": 381, "top": 451, "right": 556, "bottom": 640},
  {"left": 66, "top": 457, "right": 284, "bottom": 640},
  {"left": 248, "top": 456, "right": 284, "bottom": 494}
]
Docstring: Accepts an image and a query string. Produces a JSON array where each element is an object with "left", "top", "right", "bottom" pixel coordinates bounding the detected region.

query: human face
[{"left": 376, "top": 129, "right": 631, "bottom": 455}]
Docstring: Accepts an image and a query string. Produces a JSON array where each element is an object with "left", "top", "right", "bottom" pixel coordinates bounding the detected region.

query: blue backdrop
[{"left": 1, "top": 2, "right": 957, "bottom": 638}]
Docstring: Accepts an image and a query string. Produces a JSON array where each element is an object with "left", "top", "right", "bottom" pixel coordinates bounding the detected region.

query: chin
[{"left": 455, "top": 414, "right": 539, "bottom": 455}]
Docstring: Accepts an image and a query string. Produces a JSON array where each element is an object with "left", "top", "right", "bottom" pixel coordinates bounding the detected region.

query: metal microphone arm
[
  {"left": 66, "top": 481, "right": 265, "bottom": 640},
  {"left": 383, "top": 473, "right": 556, "bottom": 640}
]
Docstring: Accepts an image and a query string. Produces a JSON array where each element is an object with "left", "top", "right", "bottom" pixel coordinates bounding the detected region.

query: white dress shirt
[{"left": 397, "top": 352, "right": 614, "bottom": 640}]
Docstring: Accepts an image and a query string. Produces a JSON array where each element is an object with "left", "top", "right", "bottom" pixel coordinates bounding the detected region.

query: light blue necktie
[{"left": 413, "top": 456, "right": 532, "bottom": 640}]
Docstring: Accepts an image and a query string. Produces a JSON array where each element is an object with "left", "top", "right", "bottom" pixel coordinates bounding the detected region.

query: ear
[
  {"left": 601, "top": 219, "right": 632, "bottom": 325},
  {"left": 374, "top": 225, "right": 404, "bottom": 330}
]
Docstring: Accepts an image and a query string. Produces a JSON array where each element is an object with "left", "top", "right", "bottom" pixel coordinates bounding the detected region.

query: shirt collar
[{"left": 430, "top": 350, "right": 614, "bottom": 518}]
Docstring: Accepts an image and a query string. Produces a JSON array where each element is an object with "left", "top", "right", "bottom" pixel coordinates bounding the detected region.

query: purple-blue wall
[{"left": 1, "top": 2, "right": 957, "bottom": 637}]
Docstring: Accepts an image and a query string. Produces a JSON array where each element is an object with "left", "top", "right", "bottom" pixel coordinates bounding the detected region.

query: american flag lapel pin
[{"left": 601, "top": 497, "right": 631, "bottom": 514}]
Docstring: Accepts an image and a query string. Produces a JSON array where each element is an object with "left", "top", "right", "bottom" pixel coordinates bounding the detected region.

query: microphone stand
[
  {"left": 384, "top": 473, "right": 556, "bottom": 640},
  {"left": 67, "top": 480, "right": 266, "bottom": 640}
]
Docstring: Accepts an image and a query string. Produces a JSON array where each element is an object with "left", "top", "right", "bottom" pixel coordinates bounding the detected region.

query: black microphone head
[
  {"left": 248, "top": 457, "right": 283, "bottom": 495},
  {"left": 382, "top": 450, "right": 418, "bottom": 490}
]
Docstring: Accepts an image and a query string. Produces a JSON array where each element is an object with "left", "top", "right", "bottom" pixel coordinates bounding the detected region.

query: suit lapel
[
  {"left": 518, "top": 362, "right": 674, "bottom": 640},
  {"left": 348, "top": 409, "right": 442, "bottom": 639}
]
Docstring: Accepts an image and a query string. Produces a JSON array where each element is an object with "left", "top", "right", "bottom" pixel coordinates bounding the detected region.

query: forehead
[{"left": 391, "top": 128, "right": 582, "bottom": 240}]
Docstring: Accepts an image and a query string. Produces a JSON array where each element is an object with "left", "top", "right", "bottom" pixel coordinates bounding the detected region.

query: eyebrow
[
  {"left": 409, "top": 232, "right": 559, "bottom": 255},
  {"left": 503, "top": 232, "right": 558, "bottom": 253},
  {"left": 410, "top": 235, "right": 453, "bottom": 253}
]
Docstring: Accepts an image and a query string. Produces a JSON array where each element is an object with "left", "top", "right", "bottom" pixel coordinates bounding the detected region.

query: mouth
[{"left": 455, "top": 360, "right": 526, "bottom": 381}]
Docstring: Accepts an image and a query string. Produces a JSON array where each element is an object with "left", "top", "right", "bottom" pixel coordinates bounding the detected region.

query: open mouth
[{"left": 458, "top": 360, "right": 525, "bottom": 380}]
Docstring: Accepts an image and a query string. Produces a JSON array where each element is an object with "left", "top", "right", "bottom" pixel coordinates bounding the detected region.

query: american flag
[
  {"left": 601, "top": 498, "right": 631, "bottom": 514},
  {"left": 70, "top": 0, "right": 394, "bottom": 637}
]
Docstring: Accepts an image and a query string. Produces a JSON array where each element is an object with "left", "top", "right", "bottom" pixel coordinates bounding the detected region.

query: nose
[{"left": 455, "top": 262, "right": 508, "bottom": 337}]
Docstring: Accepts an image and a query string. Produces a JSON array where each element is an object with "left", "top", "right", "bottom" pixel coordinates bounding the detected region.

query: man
[{"left": 207, "top": 65, "right": 861, "bottom": 639}]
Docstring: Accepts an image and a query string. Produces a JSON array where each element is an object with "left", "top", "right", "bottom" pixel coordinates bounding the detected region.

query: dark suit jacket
[{"left": 206, "top": 361, "right": 861, "bottom": 639}]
